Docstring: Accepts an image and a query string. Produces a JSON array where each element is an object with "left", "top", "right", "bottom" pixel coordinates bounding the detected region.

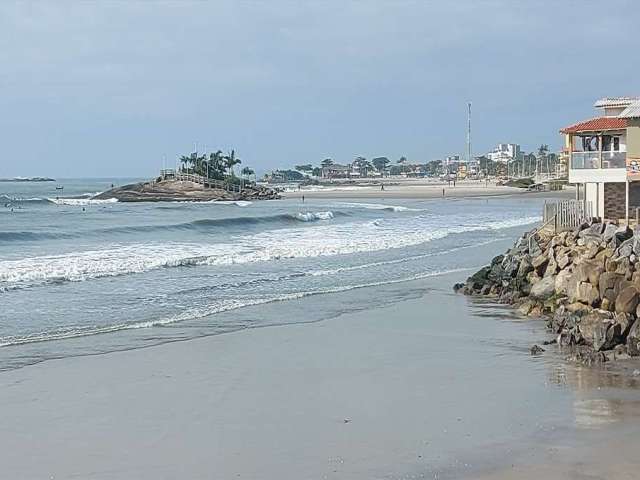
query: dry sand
[{"left": 284, "top": 181, "right": 575, "bottom": 200}]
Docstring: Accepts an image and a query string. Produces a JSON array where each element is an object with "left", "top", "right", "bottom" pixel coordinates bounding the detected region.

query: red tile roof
[{"left": 560, "top": 116, "right": 628, "bottom": 134}]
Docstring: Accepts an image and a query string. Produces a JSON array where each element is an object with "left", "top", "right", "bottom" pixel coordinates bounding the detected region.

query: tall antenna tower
[{"left": 466, "top": 101, "right": 472, "bottom": 164}]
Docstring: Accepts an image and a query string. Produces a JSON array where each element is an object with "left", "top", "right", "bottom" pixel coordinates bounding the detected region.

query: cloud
[{"left": 0, "top": 0, "right": 638, "bottom": 176}]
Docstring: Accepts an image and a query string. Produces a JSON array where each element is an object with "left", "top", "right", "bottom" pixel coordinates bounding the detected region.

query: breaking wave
[
  {"left": 0, "top": 211, "right": 344, "bottom": 244},
  {"left": 47, "top": 197, "right": 118, "bottom": 206},
  {"left": 337, "top": 202, "right": 425, "bottom": 212},
  {"left": 0, "top": 214, "right": 539, "bottom": 290},
  {"left": 0, "top": 267, "right": 468, "bottom": 348}
]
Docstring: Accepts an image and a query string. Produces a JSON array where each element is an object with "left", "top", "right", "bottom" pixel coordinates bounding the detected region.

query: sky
[{"left": 0, "top": 0, "right": 638, "bottom": 178}]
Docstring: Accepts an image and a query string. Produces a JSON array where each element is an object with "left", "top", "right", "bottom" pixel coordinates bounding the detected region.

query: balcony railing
[
  {"left": 570, "top": 151, "right": 626, "bottom": 169},
  {"left": 601, "top": 151, "right": 626, "bottom": 168}
]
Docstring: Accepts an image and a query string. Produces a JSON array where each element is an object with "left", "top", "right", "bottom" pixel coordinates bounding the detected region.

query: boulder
[
  {"left": 595, "top": 247, "right": 614, "bottom": 263},
  {"left": 516, "top": 256, "right": 533, "bottom": 280},
  {"left": 615, "top": 285, "right": 640, "bottom": 314},
  {"left": 555, "top": 268, "right": 572, "bottom": 296},
  {"left": 627, "top": 319, "right": 640, "bottom": 356},
  {"left": 579, "top": 223, "right": 604, "bottom": 238},
  {"left": 574, "top": 260, "right": 603, "bottom": 285},
  {"left": 530, "top": 345, "right": 545, "bottom": 355},
  {"left": 566, "top": 302, "right": 592, "bottom": 314},
  {"left": 527, "top": 271, "right": 541, "bottom": 285},
  {"left": 501, "top": 256, "right": 520, "bottom": 279},
  {"left": 616, "top": 225, "right": 633, "bottom": 243},
  {"left": 615, "top": 257, "right": 633, "bottom": 278},
  {"left": 584, "top": 240, "right": 602, "bottom": 260},
  {"left": 529, "top": 238, "right": 542, "bottom": 257},
  {"left": 532, "top": 254, "right": 549, "bottom": 273},
  {"left": 530, "top": 275, "right": 556, "bottom": 300},
  {"left": 602, "top": 223, "right": 618, "bottom": 242},
  {"left": 577, "top": 310, "right": 615, "bottom": 351},
  {"left": 544, "top": 257, "right": 558, "bottom": 277},
  {"left": 633, "top": 235, "right": 640, "bottom": 256},
  {"left": 617, "top": 238, "right": 634, "bottom": 258},
  {"left": 557, "top": 253, "right": 571, "bottom": 269},
  {"left": 599, "top": 272, "right": 623, "bottom": 304},
  {"left": 575, "top": 282, "right": 599, "bottom": 306},
  {"left": 467, "top": 266, "right": 490, "bottom": 291}
]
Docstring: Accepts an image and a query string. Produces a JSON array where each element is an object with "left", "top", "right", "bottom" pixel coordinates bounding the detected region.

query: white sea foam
[
  {"left": 47, "top": 197, "right": 118, "bottom": 206},
  {"left": 0, "top": 214, "right": 539, "bottom": 289},
  {"left": 0, "top": 267, "right": 468, "bottom": 347},
  {"left": 337, "top": 202, "right": 424, "bottom": 212},
  {"left": 206, "top": 200, "right": 253, "bottom": 207},
  {"left": 295, "top": 211, "right": 334, "bottom": 222}
]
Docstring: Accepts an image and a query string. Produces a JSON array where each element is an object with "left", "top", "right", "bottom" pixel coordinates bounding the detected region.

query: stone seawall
[{"left": 455, "top": 220, "right": 640, "bottom": 364}]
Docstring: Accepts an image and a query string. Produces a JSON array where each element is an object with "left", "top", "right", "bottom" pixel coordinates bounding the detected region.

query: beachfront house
[
  {"left": 561, "top": 97, "right": 640, "bottom": 222},
  {"left": 321, "top": 163, "right": 351, "bottom": 179}
]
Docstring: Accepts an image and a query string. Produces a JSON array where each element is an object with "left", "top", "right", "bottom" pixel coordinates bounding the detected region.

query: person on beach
[
  {"left": 381, "top": 184, "right": 384, "bottom": 191},
  {"left": 302, "top": 195, "right": 305, "bottom": 203},
  {"left": 442, "top": 188, "right": 445, "bottom": 197}
]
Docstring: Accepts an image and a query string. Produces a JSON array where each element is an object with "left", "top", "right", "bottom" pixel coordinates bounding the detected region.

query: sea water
[{"left": 0, "top": 178, "right": 544, "bottom": 371}]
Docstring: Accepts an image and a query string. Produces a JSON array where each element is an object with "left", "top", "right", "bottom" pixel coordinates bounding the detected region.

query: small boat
[{"left": 55, "top": 185, "right": 64, "bottom": 191}]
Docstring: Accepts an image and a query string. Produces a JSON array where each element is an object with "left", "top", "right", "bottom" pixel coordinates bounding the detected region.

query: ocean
[{"left": 0, "top": 178, "right": 543, "bottom": 371}]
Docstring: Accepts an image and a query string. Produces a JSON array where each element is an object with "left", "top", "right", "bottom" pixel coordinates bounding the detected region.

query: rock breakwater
[{"left": 455, "top": 220, "right": 640, "bottom": 364}]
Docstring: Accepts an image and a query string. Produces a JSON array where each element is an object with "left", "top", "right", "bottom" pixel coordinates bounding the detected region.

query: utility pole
[{"left": 466, "top": 101, "right": 472, "bottom": 167}]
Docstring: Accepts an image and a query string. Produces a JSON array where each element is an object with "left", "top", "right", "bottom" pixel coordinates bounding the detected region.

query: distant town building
[{"left": 487, "top": 143, "right": 522, "bottom": 163}]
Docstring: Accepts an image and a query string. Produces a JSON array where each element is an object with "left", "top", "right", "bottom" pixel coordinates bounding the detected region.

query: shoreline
[
  {"left": 283, "top": 182, "right": 575, "bottom": 200},
  {"left": 3, "top": 271, "right": 640, "bottom": 479}
]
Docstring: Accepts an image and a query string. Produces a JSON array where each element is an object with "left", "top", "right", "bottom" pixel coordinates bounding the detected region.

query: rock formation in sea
[
  {"left": 94, "top": 179, "right": 280, "bottom": 202},
  {"left": 455, "top": 220, "right": 640, "bottom": 365}
]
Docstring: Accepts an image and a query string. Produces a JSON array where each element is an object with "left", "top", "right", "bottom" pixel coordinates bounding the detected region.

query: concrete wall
[
  {"left": 570, "top": 168, "right": 626, "bottom": 184},
  {"left": 584, "top": 182, "right": 600, "bottom": 217},
  {"left": 628, "top": 119, "right": 640, "bottom": 161}
]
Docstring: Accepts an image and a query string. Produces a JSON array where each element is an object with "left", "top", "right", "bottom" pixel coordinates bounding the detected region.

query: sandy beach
[
  {"left": 283, "top": 181, "right": 575, "bottom": 200},
  {"left": 2, "top": 270, "right": 640, "bottom": 479}
]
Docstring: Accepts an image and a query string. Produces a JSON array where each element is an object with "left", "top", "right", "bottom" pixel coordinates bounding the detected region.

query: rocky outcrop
[
  {"left": 454, "top": 219, "right": 640, "bottom": 364},
  {"left": 94, "top": 179, "right": 280, "bottom": 202}
]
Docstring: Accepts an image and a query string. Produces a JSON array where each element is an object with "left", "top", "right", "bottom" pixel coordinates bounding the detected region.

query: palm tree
[
  {"left": 241, "top": 167, "right": 255, "bottom": 189},
  {"left": 321, "top": 158, "right": 334, "bottom": 168},
  {"left": 397, "top": 156, "right": 408, "bottom": 174},
  {"left": 179, "top": 154, "right": 195, "bottom": 173},
  {"left": 224, "top": 149, "right": 242, "bottom": 177},
  {"left": 209, "top": 150, "right": 225, "bottom": 178}
]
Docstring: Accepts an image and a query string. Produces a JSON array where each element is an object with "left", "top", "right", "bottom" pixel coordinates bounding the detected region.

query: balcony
[{"left": 570, "top": 151, "right": 626, "bottom": 169}]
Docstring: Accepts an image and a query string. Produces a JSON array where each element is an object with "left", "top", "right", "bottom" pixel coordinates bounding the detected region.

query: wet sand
[{"left": 2, "top": 273, "right": 640, "bottom": 479}]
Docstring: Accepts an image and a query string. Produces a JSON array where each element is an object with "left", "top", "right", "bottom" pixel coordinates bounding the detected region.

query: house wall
[
  {"left": 602, "top": 181, "right": 640, "bottom": 221},
  {"left": 584, "top": 182, "right": 600, "bottom": 217},
  {"left": 604, "top": 183, "right": 625, "bottom": 220},
  {"left": 627, "top": 119, "right": 640, "bottom": 161},
  {"left": 569, "top": 168, "right": 626, "bottom": 184},
  {"left": 604, "top": 107, "right": 626, "bottom": 116}
]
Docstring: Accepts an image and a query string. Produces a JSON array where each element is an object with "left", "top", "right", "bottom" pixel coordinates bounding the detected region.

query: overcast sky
[{"left": 0, "top": 1, "right": 638, "bottom": 177}]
